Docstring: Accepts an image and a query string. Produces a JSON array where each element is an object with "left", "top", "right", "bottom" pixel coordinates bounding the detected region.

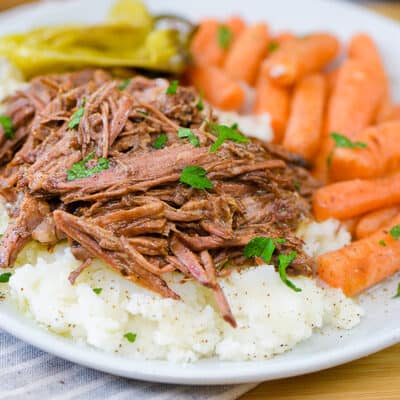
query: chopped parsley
[
  {"left": 278, "top": 251, "right": 302, "bottom": 292},
  {"left": 166, "top": 80, "right": 179, "bottom": 95},
  {"left": 326, "top": 152, "right": 333, "bottom": 168},
  {"left": 378, "top": 240, "right": 387, "bottom": 247},
  {"left": 330, "top": 132, "right": 367, "bottom": 149},
  {"left": 124, "top": 332, "right": 137, "bottom": 343},
  {"left": 268, "top": 41, "right": 279, "bottom": 52},
  {"left": 0, "top": 116, "right": 14, "bottom": 139},
  {"left": 180, "top": 166, "right": 213, "bottom": 189},
  {"left": 118, "top": 79, "right": 131, "bottom": 90},
  {"left": 217, "top": 25, "right": 232, "bottom": 50},
  {"left": 178, "top": 127, "right": 199, "bottom": 147},
  {"left": 209, "top": 123, "right": 249, "bottom": 153},
  {"left": 137, "top": 110, "right": 148, "bottom": 117},
  {"left": 0, "top": 272, "right": 12, "bottom": 283},
  {"left": 152, "top": 133, "right": 168, "bottom": 149},
  {"left": 393, "top": 283, "right": 400, "bottom": 299},
  {"left": 243, "top": 237, "right": 276, "bottom": 264},
  {"left": 68, "top": 103, "right": 85, "bottom": 129},
  {"left": 294, "top": 181, "right": 302, "bottom": 191},
  {"left": 66, "top": 151, "right": 109, "bottom": 181},
  {"left": 230, "top": 122, "right": 239, "bottom": 130},
  {"left": 243, "top": 238, "right": 300, "bottom": 292},
  {"left": 92, "top": 288, "right": 102, "bottom": 295},
  {"left": 196, "top": 90, "right": 204, "bottom": 111},
  {"left": 390, "top": 225, "right": 400, "bottom": 240}
]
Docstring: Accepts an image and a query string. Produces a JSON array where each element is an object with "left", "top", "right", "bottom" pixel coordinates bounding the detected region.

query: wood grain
[{"left": 0, "top": 1, "right": 399, "bottom": 399}]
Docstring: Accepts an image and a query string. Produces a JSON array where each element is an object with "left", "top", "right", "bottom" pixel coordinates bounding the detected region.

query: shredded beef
[{"left": 0, "top": 70, "right": 320, "bottom": 327}]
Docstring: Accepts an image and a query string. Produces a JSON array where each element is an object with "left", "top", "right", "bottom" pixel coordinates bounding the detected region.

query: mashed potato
[{"left": 8, "top": 219, "right": 362, "bottom": 363}]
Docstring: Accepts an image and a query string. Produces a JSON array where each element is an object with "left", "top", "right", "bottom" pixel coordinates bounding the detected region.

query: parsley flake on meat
[
  {"left": 179, "top": 166, "right": 213, "bottom": 189},
  {"left": 0, "top": 116, "right": 14, "bottom": 139},
  {"left": 178, "top": 127, "right": 199, "bottom": 147},
  {"left": 118, "top": 78, "right": 131, "bottom": 90},
  {"left": 209, "top": 123, "right": 249, "bottom": 152},
  {"left": 67, "top": 151, "right": 109, "bottom": 181},
  {"left": 68, "top": 103, "right": 85, "bottom": 129},
  {"left": 152, "top": 133, "right": 168, "bottom": 149},
  {"left": 166, "top": 80, "right": 178, "bottom": 95}
]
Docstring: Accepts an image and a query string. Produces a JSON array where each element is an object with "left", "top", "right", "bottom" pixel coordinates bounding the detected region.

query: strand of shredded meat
[{"left": 0, "top": 69, "right": 320, "bottom": 327}]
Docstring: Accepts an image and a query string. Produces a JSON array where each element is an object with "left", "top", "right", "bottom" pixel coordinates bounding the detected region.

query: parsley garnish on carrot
[
  {"left": 180, "top": 166, "right": 213, "bottom": 189},
  {"left": 390, "top": 225, "right": 400, "bottom": 240},
  {"left": 0, "top": 116, "right": 14, "bottom": 139},
  {"left": 217, "top": 25, "right": 232, "bottom": 50},
  {"left": 66, "top": 151, "right": 109, "bottom": 181},
  {"left": 330, "top": 132, "right": 367, "bottom": 149}
]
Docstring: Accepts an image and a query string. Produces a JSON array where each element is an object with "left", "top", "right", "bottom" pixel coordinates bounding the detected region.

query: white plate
[{"left": 1, "top": 0, "right": 400, "bottom": 386}]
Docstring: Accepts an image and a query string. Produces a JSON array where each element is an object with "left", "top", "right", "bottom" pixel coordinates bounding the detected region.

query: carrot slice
[
  {"left": 355, "top": 206, "right": 400, "bottom": 239},
  {"left": 283, "top": 74, "right": 326, "bottom": 161},
  {"left": 189, "top": 65, "right": 245, "bottom": 111},
  {"left": 261, "top": 33, "right": 339, "bottom": 86},
  {"left": 318, "top": 213, "right": 400, "bottom": 296},
  {"left": 190, "top": 17, "right": 246, "bottom": 67},
  {"left": 253, "top": 76, "right": 290, "bottom": 143},
  {"left": 313, "top": 171, "right": 400, "bottom": 221},
  {"left": 329, "top": 121, "right": 400, "bottom": 181},
  {"left": 224, "top": 23, "right": 269, "bottom": 86}
]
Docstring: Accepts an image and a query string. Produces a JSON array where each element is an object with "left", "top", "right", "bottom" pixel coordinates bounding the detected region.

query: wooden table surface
[{"left": 1, "top": 0, "right": 399, "bottom": 399}]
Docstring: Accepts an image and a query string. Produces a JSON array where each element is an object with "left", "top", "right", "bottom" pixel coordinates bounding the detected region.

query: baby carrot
[
  {"left": 355, "top": 206, "right": 400, "bottom": 239},
  {"left": 253, "top": 76, "right": 291, "bottom": 143},
  {"left": 189, "top": 65, "right": 245, "bottom": 111},
  {"left": 190, "top": 17, "right": 246, "bottom": 67},
  {"left": 318, "top": 213, "right": 400, "bottom": 296},
  {"left": 341, "top": 217, "right": 360, "bottom": 238},
  {"left": 313, "top": 59, "right": 384, "bottom": 182},
  {"left": 224, "top": 23, "right": 269, "bottom": 86},
  {"left": 349, "top": 33, "right": 391, "bottom": 124},
  {"left": 274, "top": 31, "right": 296, "bottom": 46},
  {"left": 329, "top": 121, "right": 400, "bottom": 181},
  {"left": 261, "top": 33, "right": 339, "bottom": 86},
  {"left": 283, "top": 74, "right": 326, "bottom": 161},
  {"left": 313, "top": 171, "right": 400, "bottom": 221}
]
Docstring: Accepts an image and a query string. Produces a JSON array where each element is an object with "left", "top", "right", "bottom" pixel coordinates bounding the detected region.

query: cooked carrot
[
  {"left": 349, "top": 33, "right": 391, "bottom": 124},
  {"left": 253, "top": 76, "right": 290, "bottom": 143},
  {"left": 189, "top": 65, "right": 245, "bottom": 111},
  {"left": 313, "top": 171, "right": 400, "bottom": 221},
  {"left": 341, "top": 217, "right": 360, "bottom": 237},
  {"left": 224, "top": 23, "right": 269, "bottom": 86},
  {"left": 283, "top": 74, "right": 326, "bottom": 161},
  {"left": 261, "top": 33, "right": 339, "bottom": 86},
  {"left": 274, "top": 31, "right": 296, "bottom": 46},
  {"left": 384, "top": 104, "right": 400, "bottom": 122},
  {"left": 318, "top": 213, "right": 400, "bottom": 296},
  {"left": 329, "top": 121, "right": 400, "bottom": 181},
  {"left": 312, "top": 59, "right": 384, "bottom": 183},
  {"left": 325, "top": 68, "right": 339, "bottom": 96},
  {"left": 190, "top": 17, "right": 246, "bottom": 67},
  {"left": 355, "top": 206, "right": 400, "bottom": 239}
]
